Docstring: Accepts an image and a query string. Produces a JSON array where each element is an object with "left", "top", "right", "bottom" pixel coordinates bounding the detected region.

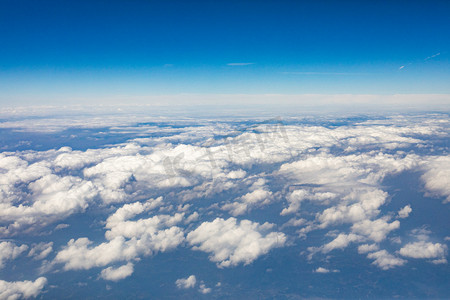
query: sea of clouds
[{"left": 0, "top": 108, "right": 448, "bottom": 298}]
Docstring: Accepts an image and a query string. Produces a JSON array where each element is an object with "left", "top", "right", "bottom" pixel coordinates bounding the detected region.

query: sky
[
  {"left": 0, "top": 3, "right": 449, "bottom": 298},
  {"left": 0, "top": 0, "right": 450, "bottom": 106}
]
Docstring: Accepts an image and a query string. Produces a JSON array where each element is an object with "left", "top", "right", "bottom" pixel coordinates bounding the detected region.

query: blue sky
[{"left": 1, "top": 0, "right": 450, "bottom": 105}]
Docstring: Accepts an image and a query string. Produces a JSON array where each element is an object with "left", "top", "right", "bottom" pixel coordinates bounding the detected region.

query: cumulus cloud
[
  {"left": 282, "top": 189, "right": 336, "bottom": 216},
  {"left": 0, "top": 167, "right": 97, "bottom": 236},
  {"left": 198, "top": 282, "right": 211, "bottom": 294},
  {"left": 351, "top": 219, "right": 400, "bottom": 242},
  {"left": 314, "top": 267, "right": 330, "bottom": 273},
  {"left": 54, "top": 224, "right": 70, "bottom": 230},
  {"left": 187, "top": 218, "right": 286, "bottom": 267},
  {"left": 0, "top": 242, "right": 28, "bottom": 269},
  {"left": 175, "top": 275, "right": 211, "bottom": 294},
  {"left": 100, "top": 263, "right": 134, "bottom": 281},
  {"left": 0, "top": 277, "right": 47, "bottom": 300},
  {"left": 54, "top": 201, "right": 184, "bottom": 271},
  {"left": 322, "top": 233, "right": 363, "bottom": 253},
  {"left": 399, "top": 241, "right": 447, "bottom": 261},
  {"left": 313, "top": 267, "right": 339, "bottom": 273},
  {"left": 222, "top": 184, "right": 273, "bottom": 216},
  {"left": 367, "top": 250, "right": 406, "bottom": 270},
  {"left": 28, "top": 242, "right": 53, "bottom": 260},
  {"left": 357, "top": 244, "right": 379, "bottom": 254},
  {"left": 175, "top": 275, "right": 196, "bottom": 289},
  {"left": 397, "top": 205, "right": 412, "bottom": 218},
  {"left": 421, "top": 156, "right": 450, "bottom": 203},
  {"left": 1, "top": 111, "right": 449, "bottom": 289}
]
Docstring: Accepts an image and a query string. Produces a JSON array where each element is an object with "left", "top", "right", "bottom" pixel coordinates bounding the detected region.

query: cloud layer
[{"left": 0, "top": 111, "right": 448, "bottom": 298}]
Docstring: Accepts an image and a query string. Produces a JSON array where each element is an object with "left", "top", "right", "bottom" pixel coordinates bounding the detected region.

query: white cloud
[
  {"left": 187, "top": 217, "right": 286, "bottom": 268},
  {"left": 54, "top": 202, "right": 185, "bottom": 271},
  {"left": 226, "top": 170, "right": 246, "bottom": 179},
  {"left": 421, "top": 156, "right": 450, "bottom": 203},
  {"left": 0, "top": 277, "right": 47, "bottom": 300},
  {"left": 28, "top": 242, "right": 53, "bottom": 260},
  {"left": 54, "top": 225, "right": 184, "bottom": 271},
  {"left": 2, "top": 95, "right": 450, "bottom": 111},
  {"left": 0, "top": 242, "right": 28, "bottom": 269},
  {"left": 397, "top": 205, "right": 412, "bottom": 218},
  {"left": 0, "top": 164, "right": 97, "bottom": 236},
  {"left": 222, "top": 188, "right": 273, "bottom": 216},
  {"left": 409, "top": 228, "right": 432, "bottom": 242},
  {"left": 100, "top": 263, "right": 134, "bottom": 281},
  {"left": 282, "top": 190, "right": 336, "bottom": 216},
  {"left": 399, "top": 241, "right": 447, "bottom": 260},
  {"left": 0, "top": 111, "right": 449, "bottom": 283},
  {"left": 322, "top": 233, "right": 363, "bottom": 253},
  {"left": 424, "top": 52, "right": 440, "bottom": 61},
  {"left": 279, "top": 152, "right": 420, "bottom": 224},
  {"left": 431, "top": 258, "right": 447, "bottom": 264},
  {"left": 175, "top": 275, "right": 196, "bottom": 289},
  {"left": 55, "top": 224, "right": 70, "bottom": 230},
  {"left": 198, "top": 282, "right": 211, "bottom": 294},
  {"left": 314, "top": 267, "right": 329, "bottom": 273},
  {"left": 367, "top": 250, "right": 406, "bottom": 270},
  {"left": 357, "top": 244, "right": 379, "bottom": 254},
  {"left": 351, "top": 219, "right": 400, "bottom": 242},
  {"left": 227, "top": 63, "right": 254, "bottom": 66}
]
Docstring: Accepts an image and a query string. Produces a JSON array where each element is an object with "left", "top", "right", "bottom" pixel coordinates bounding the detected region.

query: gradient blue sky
[{"left": 1, "top": 0, "right": 449, "bottom": 105}]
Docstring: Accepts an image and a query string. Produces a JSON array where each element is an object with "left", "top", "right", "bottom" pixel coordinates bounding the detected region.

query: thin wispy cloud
[
  {"left": 398, "top": 62, "right": 412, "bottom": 70},
  {"left": 281, "top": 71, "right": 366, "bottom": 75},
  {"left": 399, "top": 52, "right": 441, "bottom": 70},
  {"left": 424, "top": 52, "right": 440, "bottom": 61},
  {"left": 227, "top": 63, "right": 254, "bottom": 66}
]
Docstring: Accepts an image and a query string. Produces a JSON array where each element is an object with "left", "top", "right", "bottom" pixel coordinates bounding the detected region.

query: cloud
[
  {"left": 397, "top": 205, "right": 412, "bottom": 218},
  {"left": 0, "top": 242, "right": 28, "bottom": 269},
  {"left": 198, "top": 282, "right": 211, "bottom": 294},
  {"left": 281, "top": 71, "right": 365, "bottom": 75},
  {"left": 282, "top": 190, "right": 336, "bottom": 216},
  {"left": 54, "top": 224, "right": 184, "bottom": 271},
  {"left": 175, "top": 275, "right": 196, "bottom": 289},
  {"left": 100, "top": 263, "right": 134, "bottom": 281},
  {"left": 0, "top": 163, "right": 97, "bottom": 236},
  {"left": 226, "top": 63, "right": 254, "bottom": 66},
  {"left": 424, "top": 52, "right": 440, "bottom": 61},
  {"left": 28, "top": 242, "right": 53, "bottom": 260},
  {"left": 55, "top": 224, "right": 70, "bottom": 230},
  {"left": 357, "top": 244, "right": 379, "bottom": 254},
  {"left": 421, "top": 156, "right": 450, "bottom": 203},
  {"left": 322, "top": 233, "right": 363, "bottom": 253},
  {"left": 399, "top": 241, "right": 447, "bottom": 261},
  {"left": 314, "top": 267, "right": 330, "bottom": 273},
  {"left": 351, "top": 219, "right": 400, "bottom": 243},
  {"left": 279, "top": 152, "right": 421, "bottom": 223},
  {"left": 222, "top": 183, "right": 273, "bottom": 216},
  {"left": 0, "top": 110, "right": 449, "bottom": 289},
  {"left": 54, "top": 201, "right": 185, "bottom": 271},
  {"left": 187, "top": 217, "right": 286, "bottom": 267},
  {"left": 398, "top": 52, "right": 440, "bottom": 71},
  {"left": 0, "top": 277, "right": 47, "bottom": 300},
  {"left": 367, "top": 250, "right": 406, "bottom": 270}
]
